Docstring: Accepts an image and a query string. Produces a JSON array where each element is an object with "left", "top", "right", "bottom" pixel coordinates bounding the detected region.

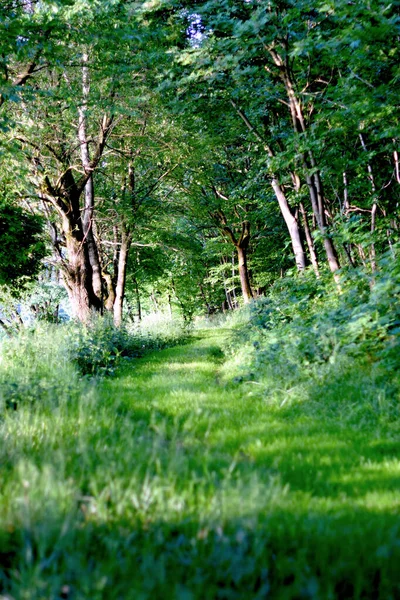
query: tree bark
[
  {"left": 231, "top": 253, "right": 238, "bottom": 308},
  {"left": 237, "top": 245, "right": 253, "bottom": 304},
  {"left": 134, "top": 278, "right": 142, "bottom": 322},
  {"left": 303, "top": 167, "right": 341, "bottom": 276},
  {"left": 63, "top": 229, "right": 99, "bottom": 322},
  {"left": 299, "top": 202, "right": 320, "bottom": 277},
  {"left": 221, "top": 256, "right": 234, "bottom": 310},
  {"left": 359, "top": 133, "right": 378, "bottom": 272},
  {"left": 78, "top": 52, "right": 103, "bottom": 304},
  {"left": 343, "top": 172, "right": 349, "bottom": 213},
  {"left": 270, "top": 178, "right": 307, "bottom": 271},
  {"left": 219, "top": 216, "right": 254, "bottom": 304},
  {"left": 113, "top": 229, "right": 131, "bottom": 327},
  {"left": 394, "top": 146, "right": 400, "bottom": 185}
]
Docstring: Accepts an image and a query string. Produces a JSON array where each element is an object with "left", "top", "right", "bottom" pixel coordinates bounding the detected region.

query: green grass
[{"left": 1, "top": 328, "right": 400, "bottom": 599}]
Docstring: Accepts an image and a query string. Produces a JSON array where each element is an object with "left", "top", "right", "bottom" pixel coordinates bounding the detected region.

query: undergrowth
[
  {"left": 0, "top": 325, "right": 82, "bottom": 412},
  {"left": 0, "top": 315, "right": 188, "bottom": 410},
  {"left": 67, "top": 315, "right": 188, "bottom": 377},
  {"left": 223, "top": 251, "right": 400, "bottom": 425}
]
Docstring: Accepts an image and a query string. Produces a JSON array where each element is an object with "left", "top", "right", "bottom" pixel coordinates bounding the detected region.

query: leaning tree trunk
[
  {"left": 230, "top": 99, "right": 307, "bottom": 272},
  {"left": 300, "top": 202, "right": 320, "bottom": 277},
  {"left": 303, "top": 167, "right": 341, "bottom": 276},
  {"left": 270, "top": 178, "right": 307, "bottom": 271},
  {"left": 267, "top": 47, "right": 341, "bottom": 279}
]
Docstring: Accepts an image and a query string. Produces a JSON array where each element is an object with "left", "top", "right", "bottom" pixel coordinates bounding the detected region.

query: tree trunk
[
  {"left": 271, "top": 178, "right": 307, "bottom": 271},
  {"left": 135, "top": 278, "right": 142, "bottom": 322},
  {"left": 78, "top": 52, "right": 103, "bottom": 304},
  {"left": 289, "top": 90, "right": 341, "bottom": 276},
  {"left": 63, "top": 233, "right": 99, "bottom": 322},
  {"left": 221, "top": 257, "right": 234, "bottom": 310},
  {"left": 343, "top": 243, "right": 356, "bottom": 268},
  {"left": 394, "top": 146, "right": 400, "bottom": 185},
  {"left": 168, "top": 294, "right": 173, "bottom": 318},
  {"left": 343, "top": 172, "right": 349, "bottom": 213},
  {"left": 359, "top": 133, "right": 378, "bottom": 272},
  {"left": 237, "top": 245, "right": 253, "bottom": 304},
  {"left": 304, "top": 168, "right": 341, "bottom": 276},
  {"left": 217, "top": 214, "right": 254, "bottom": 304},
  {"left": 231, "top": 253, "right": 238, "bottom": 308},
  {"left": 230, "top": 99, "right": 307, "bottom": 271},
  {"left": 44, "top": 171, "right": 103, "bottom": 321},
  {"left": 113, "top": 230, "right": 131, "bottom": 327},
  {"left": 299, "top": 202, "right": 320, "bottom": 277},
  {"left": 222, "top": 274, "right": 233, "bottom": 310},
  {"left": 42, "top": 104, "right": 114, "bottom": 322},
  {"left": 267, "top": 48, "right": 341, "bottom": 278}
]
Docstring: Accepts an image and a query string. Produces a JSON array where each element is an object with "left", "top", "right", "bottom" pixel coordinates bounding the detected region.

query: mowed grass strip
[{"left": 1, "top": 328, "right": 400, "bottom": 599}]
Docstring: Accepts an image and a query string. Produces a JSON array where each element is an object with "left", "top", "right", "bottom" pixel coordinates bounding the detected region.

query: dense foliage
[
  {"left": 1, "top": 0, "right": 398, "bottom": 319},
  {"left": 0, "top": 198, "right": 45, "bottom": 292},
  {"left": 224, "top": 247, "right": 400, "bottom": 420}
]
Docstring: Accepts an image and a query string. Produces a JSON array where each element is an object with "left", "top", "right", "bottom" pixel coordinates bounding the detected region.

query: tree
[{"left": 3, "top": 0, "right": 186, "bottom": 322}]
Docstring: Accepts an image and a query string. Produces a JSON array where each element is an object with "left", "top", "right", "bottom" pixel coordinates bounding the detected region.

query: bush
[
  {"left": 0, "top": 197, "right": 46, "bottom": 294},
  {"left": 223, "top": 250, "right": 400, "bottom": 413},
  {"left": 66, "top": 318, "right": 136, "bottom": 377},
  {"left": 67, "top": 315, "right": 189, "bottom": 377}
]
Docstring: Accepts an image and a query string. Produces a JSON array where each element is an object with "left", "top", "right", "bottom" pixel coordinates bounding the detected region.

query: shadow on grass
[
  {"left": 1, "top": 333, "right": 400, "bottom": 598},
  {"left": 1, "top": 499, "right": 400, "bottom": 599}
]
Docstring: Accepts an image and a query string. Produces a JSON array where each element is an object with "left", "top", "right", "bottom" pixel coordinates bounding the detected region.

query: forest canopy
[{"left": 0, "top": 0, "right": 399, "bottom": 322}]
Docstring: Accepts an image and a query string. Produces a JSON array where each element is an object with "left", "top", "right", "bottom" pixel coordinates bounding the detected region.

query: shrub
[
  {"left": 66, "top": 314, "right": 189, "bottom": 377},
  {"left": 223, "top": 249, "right": 400, "bottom": 412}
]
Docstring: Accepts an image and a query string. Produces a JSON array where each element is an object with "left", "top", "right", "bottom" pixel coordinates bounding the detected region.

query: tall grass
[
  {"left": 0, "top": 262, "right": 400, "bottom": 598},
  {"left": 0, "top": 324, "right": 84, "bottom": 411},
  {"left": 0, "top": 313, "right": 189, "bottom": 412},
  {"left": 1, "top": 326, "right": 400, "bottom": 598}
]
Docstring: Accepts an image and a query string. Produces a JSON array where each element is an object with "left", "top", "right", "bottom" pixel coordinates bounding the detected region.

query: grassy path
[{"left": 1, "top": 328, "right": 400, "bottom": 599}]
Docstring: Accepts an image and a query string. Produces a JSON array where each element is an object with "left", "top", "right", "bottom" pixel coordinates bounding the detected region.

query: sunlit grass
[{"left": 0, "top": 328, "right": 400, "bottom": 598}]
